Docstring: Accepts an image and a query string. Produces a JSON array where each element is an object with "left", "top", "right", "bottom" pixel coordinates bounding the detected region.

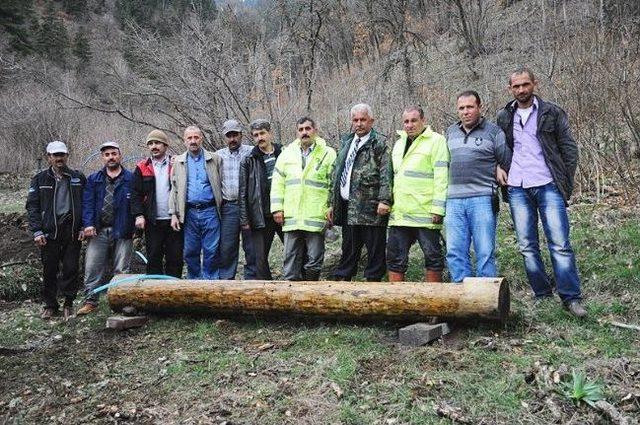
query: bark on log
[{"left": 107, "top": 275, "right": 509, "bottom": 322}]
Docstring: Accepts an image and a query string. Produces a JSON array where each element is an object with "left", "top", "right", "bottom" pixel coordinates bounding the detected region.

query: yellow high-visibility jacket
[
  {"left": 389, "top": 127, "right": 449, "bottom": 229},
  {"left": 270, "top": 137, "right": 337, "bottom": 233}
]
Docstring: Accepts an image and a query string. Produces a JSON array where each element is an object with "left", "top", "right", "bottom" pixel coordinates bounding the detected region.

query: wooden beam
[{"left": 107, "top": 275, "right": 509, "bottom": 322}]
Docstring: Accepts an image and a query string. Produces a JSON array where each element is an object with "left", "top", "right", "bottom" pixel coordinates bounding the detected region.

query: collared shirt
[
  {"left": 301, "top": 143, "right": 315, "bottom": 169},
  {"left": 186, "top": 150, "right": 214, "bottom": 204},
  {"left": 507, "top": 97, "right": 554, "bottom": 188},
  {"left": 445, "top": 118, "right": 510, "bottom": 199},
  {"left": 152, "top": 156, "right": 171, "bottom": 219},
  {"left": 216, "top": 144, "right": 253, "bottom": 201},
  {"left": 340, "top": 132, "right": 370, "bottom": 200}
]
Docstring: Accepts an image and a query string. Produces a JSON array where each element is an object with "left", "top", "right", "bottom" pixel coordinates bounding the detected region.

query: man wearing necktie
[{"left": 328, "top": 104, "right": 391, "bottom": 282}]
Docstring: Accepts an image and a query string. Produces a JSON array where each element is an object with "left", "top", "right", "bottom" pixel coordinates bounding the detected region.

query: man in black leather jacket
[
  {"left": 26, "top": 141, "right": 86, "bottom": 319},
  {"left": 239, "top": 119, "right": 283, "bottom": 280}
]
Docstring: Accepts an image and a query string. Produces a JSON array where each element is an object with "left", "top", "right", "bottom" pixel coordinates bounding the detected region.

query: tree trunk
[{"left": 107, "top": 275, "right": 509, "bottom": 322}]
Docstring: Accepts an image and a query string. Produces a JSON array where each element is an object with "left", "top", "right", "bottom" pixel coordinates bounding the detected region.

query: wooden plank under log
[{"left": 107, "top": 275, "right": 510, "bottom": 322}]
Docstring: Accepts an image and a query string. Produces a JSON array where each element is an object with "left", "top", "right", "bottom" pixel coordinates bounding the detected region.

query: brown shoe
[
  {"left": 76, "top": 303, "right": 97, "bottom": 316},
  {"left": 41, "top": 307, "right": 58, "bottom": 320},
  {"left": 388, "top": 271, "right": 405, "bottom": 282},
  {"left": 424, "top": 269, "right": 442, "bottom": 283}
]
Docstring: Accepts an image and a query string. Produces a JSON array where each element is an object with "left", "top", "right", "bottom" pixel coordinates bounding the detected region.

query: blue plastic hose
[{"left": 88, "top": 274, "right": 178, "bottom": 295}]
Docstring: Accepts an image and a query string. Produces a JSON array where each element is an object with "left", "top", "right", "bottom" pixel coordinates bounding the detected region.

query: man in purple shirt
[{"left": 496, "top": 67, "right": 586, "bottom": 318}]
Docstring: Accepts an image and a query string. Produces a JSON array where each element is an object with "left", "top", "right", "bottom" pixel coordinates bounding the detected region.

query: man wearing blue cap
[{"left": 26, "top": 141, "right": 86, "bottom": 320}]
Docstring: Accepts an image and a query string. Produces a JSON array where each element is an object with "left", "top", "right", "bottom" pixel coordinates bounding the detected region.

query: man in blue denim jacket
[{"left": 77, "top": 141, "right": 134, "bottom": 315}]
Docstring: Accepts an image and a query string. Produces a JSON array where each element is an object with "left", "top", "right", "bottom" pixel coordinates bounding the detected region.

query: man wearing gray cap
[
  {"left": 26, "top": 141, "right": 86, "bottom": 319},
  {"left": 77, "top": 141, "right": 135, "bottom": 315},
  {"left": 215, "top": 119, "right": 257, "bottom": 280}
]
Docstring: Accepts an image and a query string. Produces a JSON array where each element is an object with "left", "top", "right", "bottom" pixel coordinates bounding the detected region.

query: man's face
[
  {"left": 183, "top": 129, "right": 203, "bottom": 153},
  {"left": 296, "top": 121, "right": 317, "bottom": 144},
  {"left": 457, "top": 96, "right": 482, "bottom": 129},
  {"left": 224, "top": 131, "right": 243, "bottom": 151},
  {"left": 509, "top": 72, "right": 536, "bottom": 105},
  {"left": 351, "top": 111, "right": 374, "bottom": 137},
  {"left": 252, "top": 129, "right": 273, "bottom": 151},
  {"left": 47, "top": 153, "right": 68, "bottom": 169},
  {"left": 101, "top": 148, "right": 122, "bottom": 169},
  {"left": 147, "top": 141, "right": 168, "bottom": 159},
  {"left": 402, "top": 110, "right": 426, "bottom": 138}
]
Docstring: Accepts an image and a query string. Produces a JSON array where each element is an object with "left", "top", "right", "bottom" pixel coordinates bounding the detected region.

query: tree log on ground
[{"left": 107, "top": 275, "right": 509, "bottom": 322}]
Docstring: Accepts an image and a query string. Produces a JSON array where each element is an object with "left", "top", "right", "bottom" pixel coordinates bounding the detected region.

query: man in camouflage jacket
[{"left": 328, "top": 103, "right": 392, "bottom": 281}]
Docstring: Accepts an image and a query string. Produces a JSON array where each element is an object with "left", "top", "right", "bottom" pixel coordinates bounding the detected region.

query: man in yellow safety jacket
[
  {"left": 387, "top": 106, "right": 449, "bottom": 282},
  {"left": 270, "top": 117, "right": 337, "bottom": 280}
]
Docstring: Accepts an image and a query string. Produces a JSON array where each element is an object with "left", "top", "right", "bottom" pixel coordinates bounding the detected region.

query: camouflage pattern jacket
[{"left": 330, "top": 129, "right": 391, "bottom": 227}]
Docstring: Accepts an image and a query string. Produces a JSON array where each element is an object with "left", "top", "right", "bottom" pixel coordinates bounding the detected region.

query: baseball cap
[
  {"left": 46, "top": 141, "right": 68, "bottom": 154},
  {"left": 222, "top": 119, "right": 243, "bottom": 135},
  {"left": 100, "top": 141, "right": 121, "bottom": 151},
  {"left": 146, "top": 129, "right": 169, "bottom": 145}
]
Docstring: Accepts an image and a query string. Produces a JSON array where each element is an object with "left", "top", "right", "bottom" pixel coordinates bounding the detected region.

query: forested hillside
[{"left": 1, "top": 0, "right": 639, "bottom": 201}]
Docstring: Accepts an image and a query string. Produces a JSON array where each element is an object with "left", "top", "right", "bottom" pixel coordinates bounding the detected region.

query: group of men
[{"left": 26, "top": 67, "right": 587, "bottom": 320}]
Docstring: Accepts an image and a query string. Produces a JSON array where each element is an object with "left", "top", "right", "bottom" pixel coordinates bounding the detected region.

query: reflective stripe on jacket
[
  {"left": 270, "top": 137, "right": 336, "bottom": 233},
  {"left": 389, "top": 127, "right": 449, "bottom": 229}
]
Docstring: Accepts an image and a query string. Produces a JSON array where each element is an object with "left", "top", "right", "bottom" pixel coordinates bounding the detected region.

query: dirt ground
[{"left": 0, "top": 213, "right": 38, "bottom": 265}]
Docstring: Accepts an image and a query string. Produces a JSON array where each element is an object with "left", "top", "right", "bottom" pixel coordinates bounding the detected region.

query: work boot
[
  {"left": 424, "top": 269, "right": 442, "bottom": 283},
  {"left": 387, "top": 271, "right": 405, "bottom": 282},
  {"left": 303, "top": 270, "right": 321, "bottom": 281},
  {"left": 76, "top": 303, "right": 98, "bottom": 316},
  {"left": 564, "top": 300, "right": 587, "bottom": 318},
  {"left": 41, "top": 307, "right": 58, "bottom": 320}
]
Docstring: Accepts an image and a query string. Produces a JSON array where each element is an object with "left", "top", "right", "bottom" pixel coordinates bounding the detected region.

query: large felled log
[{"left": 107, "top": 275, "right": 509, "bottom": 321}]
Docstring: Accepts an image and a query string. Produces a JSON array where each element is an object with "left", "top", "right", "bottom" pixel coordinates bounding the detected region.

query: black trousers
[
  {"left": 145, "top": 219, "right": 184, "bottom": 278},
  {"left": 251, "top": 216, "right": 284, "bottom": 280},
  {"left": 333, "top": 223, "right": 387, "bottom": 281},
  {"left": 386, "top": 226, "right": 444, "bottom": 273},
  {"left": 40, "top": 221, "right": 81, "bottom": 309}
]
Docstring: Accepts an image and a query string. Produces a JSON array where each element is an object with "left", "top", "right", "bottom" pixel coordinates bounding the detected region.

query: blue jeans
[
  {"left": 183, "top": 206, "right": 220, "bottom": 280},
  {"left": 508, "top": 183, "right": 582, "bottom": 302},
  {"left": 445, "top": 196, "right": 497, "bottom": 282},
  {"left": 216, "top": 201, "right": 257, "bottom": 280}
]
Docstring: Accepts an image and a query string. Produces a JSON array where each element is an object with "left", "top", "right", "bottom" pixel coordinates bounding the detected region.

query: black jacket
[
  {"left": 26, "top": 167, "right": 86, "bottom": 240},
  {"left": 131, "top": 157, "right": 172, "bottom": 224},
  {"left": 496, "top": 96, "right": 579, "bottom": 203},
  {"left": 239, "top": 144, "right": 282, "bottom": 229}
]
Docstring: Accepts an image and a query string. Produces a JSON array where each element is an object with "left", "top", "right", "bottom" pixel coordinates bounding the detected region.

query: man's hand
[
  {"left": 273, "top": 211, "right": 284, "bottom": 225},
  {"left": 241, "top": 224, "right": 250, "bottom": 231},
  {"left": 78, "top": 230, "right": 85, "bottom": 241},
  {"left": 496, "top": 165, "right": 508, "bottom": 186},
  {"left": 171, "top": 215, "right": 181, "bottom": 231},
  {"left": 84, "top": 226, "right": 97, "bottom": 238},
  {"left": 326, "top": 207, "right": 333, "bottom": 225},
  {"left": 135, "top": 216, "right": 146, "bottom": 230},
  {"left": 432, "top": 214, "right": 443, "bottom": 225},
  {"left": 377, "top": 202, "right": 390, "bottom": 216},
  {"left": 34, "top": 235, "right": 47, "bottom": 247}
]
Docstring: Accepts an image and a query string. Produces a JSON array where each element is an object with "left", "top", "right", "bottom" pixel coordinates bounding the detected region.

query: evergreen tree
[
  {"left": 63, "top": 0, "right": 88, "bottom": 17},
  {"left": 0, "top": 0, "right": 37, "bottom": 54},
  {"left": 36, "top": 2, "right": 70, "bottom": 68},
  {"left": 72, "top": 28, "right": 92, "bottom": 71}
]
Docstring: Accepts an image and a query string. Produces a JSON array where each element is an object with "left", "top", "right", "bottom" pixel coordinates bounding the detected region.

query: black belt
[
  {"left": 186, "top": 201, "right": 215, "bottom": 209},
  {"left": 222, "top": 199, "right": 237, "bottom": 205}
]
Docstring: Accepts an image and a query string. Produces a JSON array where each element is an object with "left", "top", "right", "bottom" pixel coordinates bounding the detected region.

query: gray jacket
[
  {"left": 496, "top": 96, "right": 578, "bottom": 203},
  {"left": 169, "top": 148, "right": 223, "bottom": 222}
]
